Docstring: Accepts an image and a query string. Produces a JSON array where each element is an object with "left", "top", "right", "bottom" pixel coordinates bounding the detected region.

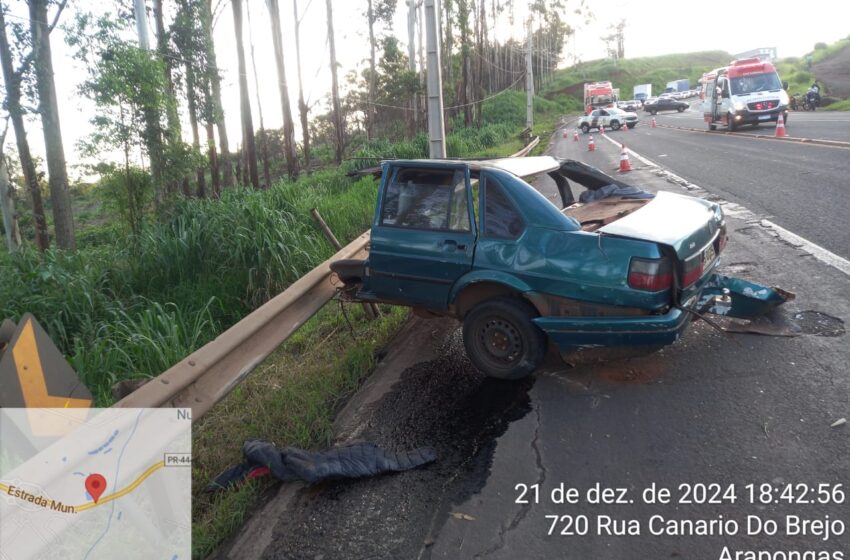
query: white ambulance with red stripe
[{"left": 700, "top": 58, "right": 789, "bottom": 131}]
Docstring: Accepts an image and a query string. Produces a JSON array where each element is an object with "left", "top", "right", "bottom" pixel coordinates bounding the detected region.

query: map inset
[{"left": 0, "top": 408, "right": 191, "bottom": 559}]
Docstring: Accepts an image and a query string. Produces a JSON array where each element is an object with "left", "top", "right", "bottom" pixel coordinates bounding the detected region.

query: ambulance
[{"left": 700, "top": 58, "right": 789, "bottom": 131}]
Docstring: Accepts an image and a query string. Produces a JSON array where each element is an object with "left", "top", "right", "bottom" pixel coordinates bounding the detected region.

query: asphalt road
[
  {"left": 651, "top": 102, "right": 850, "bottom": 142},
  {"left": 215, "top": 123, "right": 850, "bottom": 560},
  {"left": 602, "top": 107, "right": 850, "bottom": 260}
]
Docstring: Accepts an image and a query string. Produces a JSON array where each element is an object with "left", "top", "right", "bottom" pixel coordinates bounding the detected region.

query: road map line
[{"left": 0, "top": 460, "right": 165, "bottom": 513}]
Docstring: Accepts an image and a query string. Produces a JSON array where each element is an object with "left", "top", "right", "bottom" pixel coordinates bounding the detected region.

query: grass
[
  {"left": 824, "top": 98, "right": 850, "bottom": 111},
  {"left": 191, "top": 303, "right": 408, "bottom": 558},
  {"left": 542, "top": 51, "right": 732, "bottom": 102}
]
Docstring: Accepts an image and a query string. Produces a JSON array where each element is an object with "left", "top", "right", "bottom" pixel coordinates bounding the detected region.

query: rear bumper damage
[{"left": 533, "top": 273, "right": 795, "bottom": 350}]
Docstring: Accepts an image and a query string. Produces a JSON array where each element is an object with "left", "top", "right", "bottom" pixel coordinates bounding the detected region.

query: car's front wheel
[
  {"left": 610, "top": 120, "right": 621, "bottom": 130},
  {"left": 627, "top": 123, "right": 636, "bottom": 129},
  {"left": 677, "top": 106, "right": 685, "bottom": 112},
  {"left": 580, "top": 123, "right": 590, "bottom": 133},
  {"left": 462, "top": 297, "right": 546, "bottom": 380},
  {"left": 728, "top": 114, "right": 737, "bottom": 131}
]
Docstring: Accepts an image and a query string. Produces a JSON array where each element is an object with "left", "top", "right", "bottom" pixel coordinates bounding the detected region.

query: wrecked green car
[{"left": 332, "top": 156, "right": 792, "bottom": 379}]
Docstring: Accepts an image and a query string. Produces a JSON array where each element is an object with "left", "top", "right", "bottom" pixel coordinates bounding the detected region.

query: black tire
[
  {"left": 580, "top": 123, "right": 590, "bottom": 133},
  {"left": 677, "top": 106, "right": 685, "bottom": 112},
  {"left": 650, "top": 109, "right": 657, "bottom": 115},
  {"left": 610, "top": 120, "right": 621, "bottom": 130},
  {"left": 627, "top": 123, "right": 636, "bottom": 129},
  {"left": 462, "top": 297, "right": 546, "bottom": 380},
  {"left": 728, "top": 113, "right": 737, "bottom": 132}
]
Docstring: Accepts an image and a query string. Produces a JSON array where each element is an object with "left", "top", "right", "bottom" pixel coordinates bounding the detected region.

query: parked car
[
  {"left": 644, "top": 97, "right": 689, "bottom": 114},
  {"left": 578, "top": 107, "right": 638, "bottom": 132},
  {"left": 336, "top": 157, "right": 791, "bottom": 379},
  {"left": 617, "top": 99, "right": 640, "bottom": 112}
]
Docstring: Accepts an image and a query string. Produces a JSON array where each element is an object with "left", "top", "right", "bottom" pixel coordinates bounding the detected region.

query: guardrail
[{"left": 116, "top": 138, "right": 541, "bottom": 421}]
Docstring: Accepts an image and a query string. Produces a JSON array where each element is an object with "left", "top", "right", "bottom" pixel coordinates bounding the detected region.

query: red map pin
[{"left": 85, "top": 474, "right": 107, "bottom": 503}]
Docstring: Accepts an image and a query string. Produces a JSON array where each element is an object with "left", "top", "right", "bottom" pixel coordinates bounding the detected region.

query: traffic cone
[
  {"left": 618, "top": 145, "right": 632, "bottom": 173},
  {"left": 562, "top": 129, "right": 567, "bottom": 139},
  {"left": 651, "top": 117, "right": 657, "bottom": 128},
  {"left": 624, "top": 123, "right": 630, "bottom": 132},
  {"left": 573, "top": 130, "right": 579, "bottom": 142},
  {"left": 588, "top": 135, "right": 595, "bottom": 152},
  {"left": 775, "top": 113, "right": 787, "bottom": 138},
  {"left": 600, "top": 124, "right": 605, "bottom": 135}
]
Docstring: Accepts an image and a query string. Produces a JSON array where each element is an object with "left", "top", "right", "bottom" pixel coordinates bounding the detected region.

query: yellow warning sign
[{"left": 0, "top": 314, "right": 91, "bottom": 434}]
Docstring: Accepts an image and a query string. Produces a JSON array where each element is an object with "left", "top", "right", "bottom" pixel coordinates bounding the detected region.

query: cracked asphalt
[{"left": 216, "top": 122, "right": 850, "bottom": 560}]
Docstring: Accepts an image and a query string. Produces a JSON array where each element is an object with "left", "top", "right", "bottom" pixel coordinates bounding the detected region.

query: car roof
[{"left": 352, "top": 155, "right": 562, "bottom": 179}]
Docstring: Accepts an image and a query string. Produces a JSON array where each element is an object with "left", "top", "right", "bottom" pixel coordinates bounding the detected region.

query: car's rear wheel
[
  {"left": 580, "top": 123, "right": 590, "bottom": 133},
  {"left": 650, "top": 110, "right": 657, "bottom": 115},
  {"left": 610, "top": 120, "right": 621, "bottom": 130},
  {"left": 462, "top": 297, "right": 546, "bottom": 380}
]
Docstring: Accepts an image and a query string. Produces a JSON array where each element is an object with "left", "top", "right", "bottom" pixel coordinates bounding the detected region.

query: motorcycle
[{"left": 803, "top": 91, "right": 820, "bottom": 111}]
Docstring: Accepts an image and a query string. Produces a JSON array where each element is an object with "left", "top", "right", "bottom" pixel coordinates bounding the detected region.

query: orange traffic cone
[
  {"left": 651, "top": 117, "right": 657, "bottom": 128},
  {"left": 573, "top": 130, "right": 579, "bottom": 142},
  {"left": 624, "top": 123, "right": 630, "bottom": 132},
  {"left": 600, "top": 124, "right": 605, "bottom": 135},
  {"left": 618, "top": 145, "right": 632, "bottom": 173},
  {"left": 775, "top": 113, "right": 787, "bottom": 138},
  {"left": 588, "top": 135, "right": 595, "bottom": 152},
  {"left": 562, "top": 129, "right": 568, "bottom": 139}
]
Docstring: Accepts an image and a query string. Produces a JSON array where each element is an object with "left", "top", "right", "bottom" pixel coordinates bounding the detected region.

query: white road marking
[{"left": 598, "top": 132, "right": 850, "bottom": 279}]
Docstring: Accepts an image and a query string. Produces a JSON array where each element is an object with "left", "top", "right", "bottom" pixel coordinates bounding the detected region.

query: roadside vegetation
[{"left": 542, "top": 51, "right": 731, "bottom": 101}]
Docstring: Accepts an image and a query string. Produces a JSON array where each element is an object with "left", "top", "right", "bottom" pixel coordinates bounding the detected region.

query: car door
[
  {"left": 598, "top": 109, "right": 609, "bottom": 127},
  {"left": 589, "top": 110, "right": 600, "bottom": 128},
  {"left": 366, "top": 164, "right": 476, "bottom": 309}
]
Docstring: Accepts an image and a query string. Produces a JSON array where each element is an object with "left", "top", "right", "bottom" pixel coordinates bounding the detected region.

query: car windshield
[{"left": 730, "top": 72, "right": 782, "bottom": 95}]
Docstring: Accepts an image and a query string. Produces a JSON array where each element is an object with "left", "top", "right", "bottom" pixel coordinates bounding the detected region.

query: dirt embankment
[{"left": 813, "top": 44, "right": 850, "bottom": 97}]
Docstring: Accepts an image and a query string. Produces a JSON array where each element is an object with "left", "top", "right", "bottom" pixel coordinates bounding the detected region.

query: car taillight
[
  {"left": 681, "top": 255, "right": 704, "bottom": 287},
  {"left": 718, "top": 223, "right": 728, "bottom": 253},
  {"left": 628, "top": 257, "right": 673, "bottom": 291}
]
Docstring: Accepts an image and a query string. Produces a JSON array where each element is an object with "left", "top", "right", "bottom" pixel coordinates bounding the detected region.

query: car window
[
  {"left": 600, "top": 110, "right": 608, "bottom": 116},
  {"left": 381, "top": 167, "right": 470, "bottom": 232},
  {"left": 591, "top": 110, "right": 599, "bottom": 117},
  {"left": 483, "top": 175, "right": 524, "bottom": 239}
]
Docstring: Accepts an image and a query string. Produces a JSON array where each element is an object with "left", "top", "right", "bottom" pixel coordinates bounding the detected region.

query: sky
[{"left": 3, "top": 0, "right": 849, "bottom": 177}]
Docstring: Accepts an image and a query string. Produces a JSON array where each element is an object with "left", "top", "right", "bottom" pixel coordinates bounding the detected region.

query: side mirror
[{"left": 782, "top": 81, "right": 789, "bottom": 91}]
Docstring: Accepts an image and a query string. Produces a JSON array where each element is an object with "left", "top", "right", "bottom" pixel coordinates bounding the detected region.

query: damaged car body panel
[{"left": 334, "top": 156, "right": 793, "bottom": 378}]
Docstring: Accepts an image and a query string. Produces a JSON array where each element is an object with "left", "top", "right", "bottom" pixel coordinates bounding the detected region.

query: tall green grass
[{"left": 0, "top": 174, "right": 378, "bottom": 403}]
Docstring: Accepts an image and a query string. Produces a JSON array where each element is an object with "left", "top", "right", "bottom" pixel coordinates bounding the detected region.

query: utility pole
[
  {"left": 134, "top": 0, "right": 150, "bottom": 50},
  {"left": 407, "top": 0, "right": 418, "bottom": 132},
  {"left": 525, "top": 17, "right": 533, "bottom": 130},
  {"left": 424, "top": 0, "right": 445, "bottom": 158}
]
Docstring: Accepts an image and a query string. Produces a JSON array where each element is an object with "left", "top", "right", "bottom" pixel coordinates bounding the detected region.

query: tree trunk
[
  {"left": 205, "top": 0, "right": 232, "bottom": 188},
  {"left": 0, "top": 8, "right": 49, "bottom": 250},
  {"left": 293, "top": 0, "right": 310, "bottom": 170},
  {"left": 266, "top": 0, "right": 298, "bottom": 179},
  {"left": 247, "top": 1, "right": 271, "bottom": 188},
  {"left": 153, "top": 0, "right": 181, "bottom": 142},
  {"left": 366, "top": 0, "right": 376, "bottom": 140},
  {"left": 325, "top": 0, "right": 343, "bottom": 164},
  {"left": 231, "top": 0, "right": 259, "bottom": 188},
  {"left": 0, "top": 152, "right": 21, "bottom": 253},
  {"left": 184, "top": 60, "right": 206, "bottom": 198},
  {"left": 205, "top": 122, "right": 219, "bottom": 197},
  {"left": 460, "top": 0, "right": 471, "bottom": 126},
  {"left": 29, "top": 0, "right": 75, "bottom": 250}
]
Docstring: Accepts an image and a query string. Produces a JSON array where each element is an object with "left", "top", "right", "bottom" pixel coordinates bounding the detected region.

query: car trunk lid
[{"left": 598, "top": 191, "right": 721, "bottom": 262}]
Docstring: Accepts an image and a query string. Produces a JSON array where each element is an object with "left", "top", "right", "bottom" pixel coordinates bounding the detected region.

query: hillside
[{"left": 542, "top": 51, "right": 731, "bottom": 102}]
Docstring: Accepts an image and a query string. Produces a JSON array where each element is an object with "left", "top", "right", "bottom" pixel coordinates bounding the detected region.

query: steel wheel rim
[{"left": 477, "top": 317, "right": 523, "bottom": 365}]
